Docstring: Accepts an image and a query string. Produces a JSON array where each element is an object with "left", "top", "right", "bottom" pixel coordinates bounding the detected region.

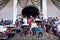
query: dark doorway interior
[{"left": 22, "top": 6, "right": 39, "bottom": 18}]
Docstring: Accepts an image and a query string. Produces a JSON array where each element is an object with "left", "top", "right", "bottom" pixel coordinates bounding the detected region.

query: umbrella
[
  {"left": 21, "top": 24, "right": 30, "bottom": 28},
  {"left": 21, "top": 24, "right": 30, "bottom": 26},
  {"left": 4, "top": 25, "right": 15, "bottom": 28},
  {"left": 0, "top": 27, "right": 7, "bottom": 33},
  {"left": 34, "top": 19, "right": 42, "bottom": 22}
]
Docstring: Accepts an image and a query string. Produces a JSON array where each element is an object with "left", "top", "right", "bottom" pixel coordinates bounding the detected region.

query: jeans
[
  {"left": 32, "top": 31, "right": 36, "bottom": 35},
  {"left": 32, "top": 28, "right": 37, "bottom": 35}
]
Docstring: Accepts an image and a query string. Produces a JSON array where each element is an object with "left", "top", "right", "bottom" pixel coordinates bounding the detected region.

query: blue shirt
[{"left": 38, "top": 28, "right": 43, "bottom": 32}]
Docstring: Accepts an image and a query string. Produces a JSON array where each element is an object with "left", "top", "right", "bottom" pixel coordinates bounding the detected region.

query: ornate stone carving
[
  {"left": 0, "top": 0, "right": 10, "bottom": 10},
  {"left": 51, "top": 0, "right": 60, "bottom": 9},
  {"left": 31, "top": 0, "right": 40, "bottom": 6},
  {"left": 18, "top": 0, "right": 40, "bottom": 8},
  {"left": 18, "top": 0, "right": 28, "bottom": 7}
]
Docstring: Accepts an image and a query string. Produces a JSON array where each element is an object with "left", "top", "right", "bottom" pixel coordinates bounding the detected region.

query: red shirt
[{"left": 28, "top": 17, "right": 34, "bottom": 25}]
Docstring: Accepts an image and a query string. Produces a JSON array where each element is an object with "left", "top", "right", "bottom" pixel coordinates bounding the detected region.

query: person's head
[
  {"left": 38, "top": 25, "right": 41, "bottom": 28},
  {"left": 32, "top": 21, "right": 35, "bottom": 23},
  {"left": 1, "top": 18, "right": 3, "bottom": 20},
  {"left": 30, "top": 15, "right": 33, "bottom": 18},
  {"left": 56, "top": 17, "right": 58, "bottom": 18},
  {"left": 55, "top": 17, "right": 58, "bottom": 21},
  {"left": 23, "top": 15, "right": 25, "bottom": 17},
  {"left": 43, "top": 19, "right": 46, "bottom": 21},
  {"left": 15, "top": 19, "right": 18, "bottom": 23},
  {"left": 36, "top": 16, "right": 39, "bottom": 18},
  {"left": 47, "top": 21, "right": 50, "bottom": 25}
]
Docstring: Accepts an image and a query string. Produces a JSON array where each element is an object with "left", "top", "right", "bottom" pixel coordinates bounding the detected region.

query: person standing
[
  {"left": 37, "top": 25, "right": 43, "bottom": 36},
  {"left": 45, "top": 21, "right": 51, "bottom": 33},
  {"left": 28, "top": 15, "right": 34, "bottom": 25},
  {"left": 23, "top": 16, "right": 27, "bottom": 24},
  {"left": 52, "top": 26, "right": 58, "bottom": 36},
  {"left": 15, "top": 19, "right": 19, "bottom": 27},
  {"left": 31, "top": 21, "right": 38, "bottom": 35}
]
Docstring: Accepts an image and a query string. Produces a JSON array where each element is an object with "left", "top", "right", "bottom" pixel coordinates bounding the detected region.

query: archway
[{"left": 22, "top": 6, "right": 39, "bottom": 18}]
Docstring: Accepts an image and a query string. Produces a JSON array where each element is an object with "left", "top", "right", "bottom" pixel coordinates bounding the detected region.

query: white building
[{"left": 0, "top": 0, "right": 60, "bottom": 24}]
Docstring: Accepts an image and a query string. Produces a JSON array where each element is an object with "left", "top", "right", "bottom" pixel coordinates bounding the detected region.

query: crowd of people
[
  {"left": 15, "top": 15, "right": 60, "bottom": 37},
  {"left": 0, "top": 15, "right": 60, "bottom": 40},
  {"left": 0, "top": 19, "right": 13, "bottom": 25}
]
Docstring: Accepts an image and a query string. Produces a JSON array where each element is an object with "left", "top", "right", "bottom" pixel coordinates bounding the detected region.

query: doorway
[{"left": 22, "top": 6, "right": 39, "bottom": 18}]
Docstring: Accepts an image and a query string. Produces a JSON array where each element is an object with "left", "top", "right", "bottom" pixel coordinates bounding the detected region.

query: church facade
[{"left": 0, "top": 0, "right": 60, "bottom": 23}]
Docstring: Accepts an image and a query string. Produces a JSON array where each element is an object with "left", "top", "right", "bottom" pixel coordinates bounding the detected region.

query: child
[{"left": 37, "top": 26, "right": 43, "bottom": 36}]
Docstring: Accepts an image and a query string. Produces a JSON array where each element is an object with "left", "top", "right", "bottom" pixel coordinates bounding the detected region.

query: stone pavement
[{"left": 11, "top": 32, "right": 59, "bottom": 40}]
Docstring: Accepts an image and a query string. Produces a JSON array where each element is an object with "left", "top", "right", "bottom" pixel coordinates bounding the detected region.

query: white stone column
[
  {"left": 13, "top": 0, "right": 18, "bottom": 24},
  {"left": 42, "top": 0, "right": 47, "bottom": 20}
]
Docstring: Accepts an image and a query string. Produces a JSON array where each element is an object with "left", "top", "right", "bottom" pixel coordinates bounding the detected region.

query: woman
[{"left": 31, "top": 21, "right": 38, "bottom": 35}]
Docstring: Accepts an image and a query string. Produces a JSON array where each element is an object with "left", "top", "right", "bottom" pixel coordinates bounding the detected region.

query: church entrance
[{"left": 22, "top": 6, "right": 39, "bottom": 18}]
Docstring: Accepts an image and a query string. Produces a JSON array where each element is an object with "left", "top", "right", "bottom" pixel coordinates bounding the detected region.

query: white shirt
[
  {"left": 31, "top": 22, "right": 38, "bottom": 28},
  {"left": 57, "top": 25, "right": 60, "bottom": 32},
  {"left": 23, "top": 18, "right": 27, "bottom": 24}
]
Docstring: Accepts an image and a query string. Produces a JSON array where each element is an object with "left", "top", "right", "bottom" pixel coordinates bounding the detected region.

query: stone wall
[
  {"left": 47, "top": 0, "right": 60, "bottom": 22},
  {"left": 0, "top": 0, "right": 13, "bottom": 20}
]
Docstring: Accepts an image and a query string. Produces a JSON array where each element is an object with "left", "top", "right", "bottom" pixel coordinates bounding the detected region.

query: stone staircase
[{"left": 10, "top": 32, "right": 59, "bottom": 40}]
